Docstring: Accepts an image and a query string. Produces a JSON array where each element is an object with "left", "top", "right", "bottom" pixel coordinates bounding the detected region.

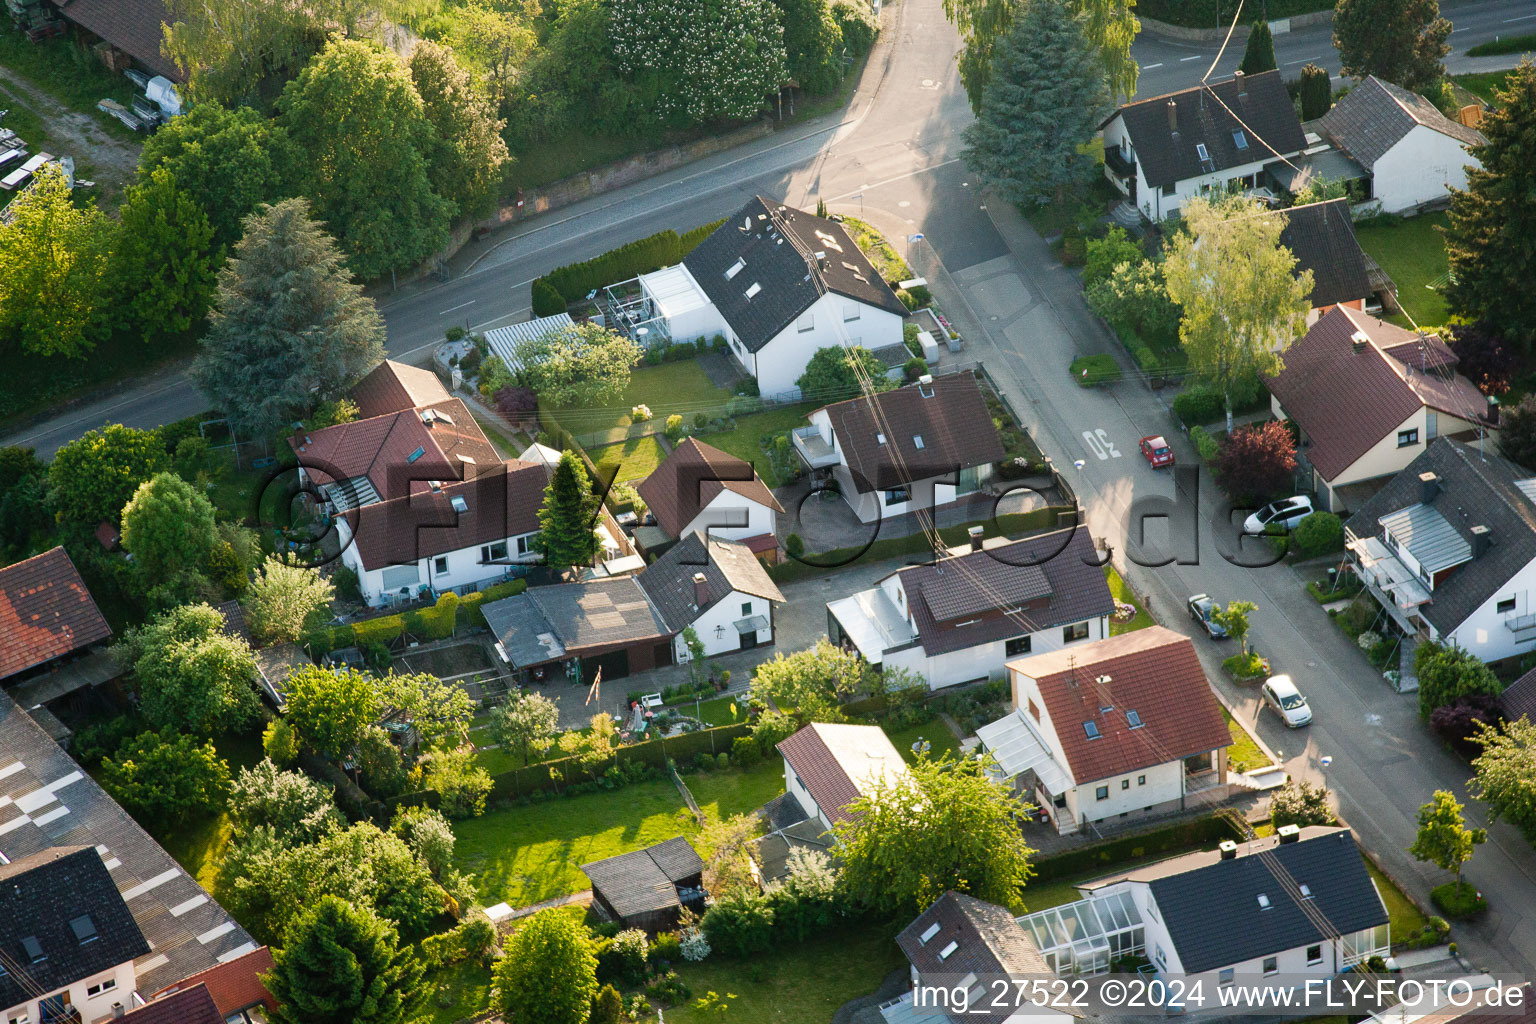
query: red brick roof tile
[
  {"left": 149, "top": 945, "right": 275, "bottom": 1016},
  {"left": 350, "top": 361, "right": 451, "bottom": 420},
  {"left": 0, "top": 547, "right": 112, "bottom": 681}
]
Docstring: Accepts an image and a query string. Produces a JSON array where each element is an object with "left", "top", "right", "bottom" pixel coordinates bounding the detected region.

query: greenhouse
[{"left": 1018, "top": 890, "right": 1145, "bottom": 976}]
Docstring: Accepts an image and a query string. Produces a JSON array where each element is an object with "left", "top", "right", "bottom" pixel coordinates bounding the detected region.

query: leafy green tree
[
  {"left": 945, "top": 0, "right": 1137, "bottom": 114},
  {"left": 229, "top": 758, "right": 343, "bottom": 845},
  {"left": 774, "top": 0, "right": 845, "bottom": 94},
  {"left": 390, "top": 805, "right": 457, "bottom": 878},
  {"left": 1333, "top": 0, "right": 1451, "bottom": 94},
  {"left": 286, "top": 665, "right": 380, "bottom": 759},
  {"left": 99, "top": 731, "right": 231, "bottom": 824},
  {"left": 117, "top": 603, "right": 262, "bottom": 735},
  {"left": 266, "top": 895, "right": 424, "bottom": 1024},
  {"left": 1443, "top": 62, "right": 1536, "bottom": 346},
  {"left": 49, "top": 424, "right": 168, "bottom": 528},
  {"left": 608, "top": 0, "right": 788, "bottom": 129},
  {"left": 1269, "top": 779, "right": 1337, "bottom": 827},
  {"left": 194, "top": 198, "right": 385, "bottom": 439},
  {"left": 0, "top": 472, "right": 51, "bottom": 556},
  {"left": 0, "top": 165, "right": 110, "bottom": 359},
  {"left": 1469, "top": 717, "right": 1536, "bottom": 842},
  {"left": 700, "top": 889, "right": 775, "bottom": 957},
  {"left": 279, "top": 38, "right": 454, "bottom": 281},
  {"left": 445, "top": 3, "right": 538, "bottom": 113},
  {"left": 834, "top": 754, "right": 1034, "bottom": 916},
  {"left": 1212, "top": 600, "right": 1257, "bottom": 655},
  {"left": 751, "top": 639, "right": 875, "bottom": 723},
  {"left": 164, "top": 0, "right": 321, "bottom": 106},
  {"left": 1085, "top": 257, "right": 1181, "bottom": 346},
  {"left": 961, "top": 0, "right": 1109, "bottom": 205},
  {"left": 1240, "top": 21, "right": 1277, "bottom": 75},
  {"left": 488, "top": 691, "right": 560, "bottom": 765},
  {"left": 1162, "top": 196, "right": 1313, "bottom": 431},
  {"left": 1082, "top": 226, "right": 1143, "bottom": 289},
  {"left": 1500, "top": 394, "right": 1536, "bottom": 470},
  {"left": 421, "top": 747, "right": 493, "bottom": 819},
  {"left": 377, "top": 671, "right": 474, "bottom": 750},
  {"left": 120, "top": 472, "right": 221, "bottom": 604},
  {"left": 492, "top": 909, "right": 598, "bottom": 1024},
  {"left": 355, "top": 727, "right": 410, "bottom": 799},
  {"left": 0, "top": 446, "right": 44, "bottom": 496},
  {"left": 244, "top": 556, "right": 336, "bottom": 644},
  {"left": 796, "top": 346, "right": 892, "bottom": 403},
  {"left": 1299, "top": 63, "right": 1333, "bottom": 119},
  {"left": 111, "top": 167, "right": 220, "bottom": 341},
  {"left": 536, "top": 450, "right": 600, "bottom": 572},
  {"left": 1410, "top": 789, "right": 1486, "bottom": 885},
  {"left": 408, "top": 40, "right": 510, "bottom": 218},
  {"left": 136, "top": 102, "right": 297, "bottom": 248},
  {"left": 263, "top": 717, "right": 301, "bottom": 766},
  {"left": 1414, "top": 642, "right": 1502, "bottom": 719},
  {"left": 513, "top": 322, "right": 644, "bottom": 407}
]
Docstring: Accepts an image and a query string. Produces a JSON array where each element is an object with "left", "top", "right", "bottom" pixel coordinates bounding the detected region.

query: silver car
[{"left": 1262, "top": 674, "right": 1313, "bottom": 728}]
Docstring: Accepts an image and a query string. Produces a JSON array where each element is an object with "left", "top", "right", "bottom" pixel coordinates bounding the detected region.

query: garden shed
[{"left": 580, "top": 836, "right": 706, "bottom": 931}]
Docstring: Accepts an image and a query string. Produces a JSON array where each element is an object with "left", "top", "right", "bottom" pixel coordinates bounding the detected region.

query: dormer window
[
  {"left": 725, "top": 257, "right": 746, "bottom": 280},
  {"left": 744, "top": 282, "right": 762, "bottom": 300}
]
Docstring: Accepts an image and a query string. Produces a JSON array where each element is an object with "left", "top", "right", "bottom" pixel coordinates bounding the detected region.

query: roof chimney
[
  {"left": 968, "top": 525, "right": 984, "bottom": 552},
  {"left": 1487, "top": 394, "right": 1501, "bottom": 427},
  {"left": 1277, "top": 824, "right": 1302, "bottom": 844},
  {"left": 1218, "top": 840, "right": 1238, "bottom": 860},
  {"left": 1234, "top": 68, "right": 1246, "bottom": 98},
  {"left": 692, "top": 572, "right": 709, "bottom": 608},
  {"left": 1167, "top": 99, "right": 1178, "bottom": 133},
  {"left": 1470, "top": 524, "right": 1491, "bottom": 559},
  {"left": 1350, "top": 330, "right": 1370, "bottom": 352},
  {"left": 1418, "top": 471, "right": 1439, "bottom": 505}
]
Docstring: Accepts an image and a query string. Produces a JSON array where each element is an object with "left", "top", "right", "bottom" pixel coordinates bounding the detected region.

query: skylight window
[
  {"left": 725, "top": 257, "right": 746, "bottom": 280},
  {"left": 913, "top": 435, "right": 925, "bottom": 449},
  {"left": 876, "top": 433, "right": 886, "bottom": 445},
  {"left": 919, "top": 922, "right": 941, "bottom": 945},
  {"left": 1195, "top": 142, "right": 1210, "bottom": 162},
  {"left": 22, "top": 936, "right": 44, "bottom": 963},
  {"left": 744, "top": 282, "right": 762, "bottom": 300},
  {"left": 1257, "top": 894, "right": 1272, "bottom": 910},
  {"left": 451, "top": 495, "right": 469, "bottom": 514},
  {"left": 939, "top": 941, "right": 959, "bottom": 961},
  {"left": 1084, "top": 721, "right": 1101, "bottom": 740},
  {"left": 1126, "top": 709, "right": 1144, "bottom": 729},
  {"left": 1299, "top": 884, "right": 1313, "bottom": 899},
  {"left": 1232, "top": 130, "right": 1248, "bottom": 150},
  {"left": 69, "top": 915, "right": 98, "bottom": 945},
  {"left": 406, "top": 446, "right": 426, "bottom": 463}
]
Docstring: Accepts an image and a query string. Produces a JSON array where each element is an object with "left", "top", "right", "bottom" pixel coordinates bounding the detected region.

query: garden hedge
[
  {"left": 1028, "top": 814, "right": 1242, "bottom": 884},
  {"left": 301, "top": 579, "right": 529, "bottom": 656},
  {"left": 534, "top": 219, "right": 726, "bottom": 305}
]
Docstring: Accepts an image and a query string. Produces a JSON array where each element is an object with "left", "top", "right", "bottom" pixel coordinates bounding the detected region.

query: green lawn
[
  {"left": 664, "top": 924, "right": 906, "bottom": 1024},
  {"left": 701, "top": 402, "right": 818, "bottom": 487},
  {"left": 1366, "top": 858, "right": 1429, "bottom": 940},
  {"left": 471, "top": 415, "right": 526, "bottom": 460},
  {"left": 552, "top": 361, "right": 731, "bottom": 445},
  {"left": 883, "top": 717, "right": 960, "bottom": 763},
  {"left": 1222, "top": 707, "right": 1269, "bottom": 774},
  {"left": 419, "top": 958, "right": 494, "bottom": 1024},
  {"left": 690, "top": 695, "right": 748, "bottom": 727},
  {"left": 590, "top": 434, "right": 667, "bottom": 484},
  {"left": 1455, "top": 69, "right": 1520, "bottom": 105},
  {"left": 1105, "top": 565, "right": 1153, "bottom": 636},
  {"left": 685, "top": 757, "right": 785, "bottom": 825},
  {"left": 1355, "top": 212, "right": 1451, "bottom": 328}
]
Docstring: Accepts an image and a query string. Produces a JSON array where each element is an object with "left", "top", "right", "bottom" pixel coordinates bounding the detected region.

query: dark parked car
[{"left": 1187, "top": 594, "right": 1228, "bottom": 639}]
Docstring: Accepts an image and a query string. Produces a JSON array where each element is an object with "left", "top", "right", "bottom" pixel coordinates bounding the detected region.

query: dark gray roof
[
  {"left": 1145, "top": 828, "right": 1387, "bottom": 973},
  {"left": 1345, "top": 439, "right": 1536, "bottom": 634},
  {"left": 480, "top": 593, "right": 563, "bottom": 668},
  {"left": 1277, "top": 199, "right": 1373, "bottom": 309},
  {"left": 1106, "top": 71, "right": 1305, "bottom": 188},
  {"left": 892, "top": 528, "right": 1117, "bottom": 656},
  {"left": 682, "top": 196, "right": 907, "bottom": 353},
  {"left": 580, "top": 837, "right": 703, "bottom": 920},
  {"left": 0, "top": 846, "right": 150, "bottom": 1008},
  {"left": 0, "top": 691, "right": 256, "bottom": 994},
  {"left": 636, "top": 532, "right": 785, "bottom": 633},
  {"left": 897, "top": 892, "right": 1051, "bottom": 1024},
  {"left": 1502, "top": 668, "right": 1536, "bottom": 725},
  {"left": 483, "top": 578, "right": 672, "bottom": 666},
  {"left": 822, "top": 372, "right": 1006, "bottom": 493},
  {"left": 1318, "top": 76, "right": 1485, "bottom": 171}
]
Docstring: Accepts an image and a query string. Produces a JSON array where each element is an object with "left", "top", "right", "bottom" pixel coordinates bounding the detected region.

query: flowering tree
[{"left": 609, "top": 0, "right": 788, "bottom": 129}]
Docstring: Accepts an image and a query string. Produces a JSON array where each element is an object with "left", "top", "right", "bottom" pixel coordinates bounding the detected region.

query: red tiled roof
[
  {"left": 635, "top": 438, "right": 783, "bottom": 540},
  {"left": 50, "top": 0, "right": 181, "bottom": 80},
  {"left": 1267, "top": 307, "right": 1494, "bottom": 482},
  {"left": 124, "top": 984, "right": 223, "bottom": 1024},
  {"left": 0, "top": 547, "right": 112, "bottom": 681},
  {"left": 291, "top": 398, "right": 500, "bottom": 502},
  {"left": 1006, "top": 626, "right": 1230, "bottom": 785},
  {"left": 776, "top": 722, "right": 906, "bottom": 827},
  {"left": 350, "top": 360, "right": 451, "bottom": 419},
  {"left": 348, "top": 461, "right": 549, "bottom": 571},
  {"left": 149, "top": 945, "right": 275, "bottom": 1016}
]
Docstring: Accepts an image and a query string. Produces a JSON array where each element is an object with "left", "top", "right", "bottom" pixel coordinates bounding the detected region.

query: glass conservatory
[{"left": 1018, "top": 890, "right": 1145, "bottom": 976}]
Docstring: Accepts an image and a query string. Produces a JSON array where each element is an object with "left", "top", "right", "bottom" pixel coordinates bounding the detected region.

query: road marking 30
[{"left": 1081, "top": 429, "right": 1121, "bottom": 460}]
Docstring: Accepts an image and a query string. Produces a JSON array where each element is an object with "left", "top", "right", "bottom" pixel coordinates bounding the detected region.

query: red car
[{"left": 1139, "top": 435, "right": 1175, "bottom": 468}]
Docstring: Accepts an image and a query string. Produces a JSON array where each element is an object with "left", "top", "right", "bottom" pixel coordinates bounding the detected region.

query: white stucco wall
[
  {"left": 339, "top": 514, "right": 541, "bottom": 608},
  {"left": 740, "top": 292, "right": 904, "bottom": 398},
  {"left": 1371, "top": 125, "right": 1479, "bottom": 215},
  {"left": 1326, "top": 408, "right": 1427, "bottom": 489},
  {"left": 1446, "top": 555, "right": 1536, "bottom": 664},
  {"left": 885, "top": 614, "right": 1109, "bottom": 690},
  {"left": 674, "top": 591, "right": 775, "bottom": 659},
  {"left": 783, "top": 759, "right": 830, "bottom": 832},
  {"left": 1101, "top": 112, "right": 1287, "bottom": 223},
  {"left": 5, "top": 961, "right": 137, "bottom": 1024},
  {"left": 680, "top": 491, "right": 778, "bottom": 542},
  {"left": 1065, "top": 759, "right": 1187, "bottom": 829}
]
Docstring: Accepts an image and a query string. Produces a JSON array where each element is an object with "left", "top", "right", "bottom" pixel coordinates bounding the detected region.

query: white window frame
[
  {"left": 86, "top": 977, "right": 117, "bottom": 998},
  {"left": 481, "top": 540, "right": 509, "bottom": 563},
  {"left": 434, "top": 556, "right": 450, "bottom": 575}
]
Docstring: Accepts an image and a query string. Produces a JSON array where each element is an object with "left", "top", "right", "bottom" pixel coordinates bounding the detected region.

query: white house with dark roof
[
  {"left": 1317, "top": 75, "right": 1485, "bottom": 214},
  {"left": 828, "top": 527, "right": 1115, "bottom": 690},
  {"left": 604, "top": 196, "right": 908, "bottom": 397},
  {"left": 1054, "top": 826, "right": 1390, "bottom": 988},
  {"left": 794, "top": 372, "right": 1005, "bottom": 524},
  {"left": 1101, "top": 70, "right": 1306, "bottom": 222},
  {"left": 634, "top": 438, "right": 783, "bottom": 561},
  {"left": 1345, "top": 439, "right": 1536, "bottom": 665},
  {"left": 776, "top": 722, "right": 909, "bottom": 833},
  {"left": 1267, "top": 307, "right": 1497, "bottom": 512}
]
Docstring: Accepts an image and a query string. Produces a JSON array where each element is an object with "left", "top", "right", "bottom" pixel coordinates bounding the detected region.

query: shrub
[
  {"left": 1069, "top": 354, "right": 1118, "bottom": 386},
  {"left": 262, "top": 718, "right": 299, "bottom": 767},
  {"left": 531, "top": 277, "right": 567, "bottom": 316},
  {"left": 665, "top": 414, "right": 685, "bottom": 441},
  {"left": 679, "top": 930, "right": 710, "bottom": 962},
  {"left": 631, "top": 403, "right": 653, "bottom": 422},
  {"left": 1431, "top": 881, "right": 1486, "bottom": 919},
  {"left": 598, "top": 929, "right": 650, "bottom": 987},
  {"left": 646, "top": 969, "right": 693, "bottom": 1003},
  {"left": 693, "top": 411, "right": 708, "bottom": 430},
  {"left": 1189, "top": 425, "right": 1220, "bottom": 462},
  {"left": 649, "top": 932, "right": 682, "bottom": 967},
  {"left": 715, "top": 752, "right": 729, "bottom": 770},
  {"left": 784, "top": 533, "right": 804, "bottom": 558},
  {"left": 903, "top": 357, "right": 928, "bottom": 381},
  {"left": 353, "top": 614, "right": 405, "bottom": 647},
  {"left": 731, "top": 736, "right": 762, "bottom": 767},
  {"left": 1270, "top": 779, "right": 1336, "bottom": 827},
  {"left": 700, "top": 889, "right": 775, "bottom": 958},
  {"left": 332, "top": 565, "right": 361, "bottom": 602},
  {"left": 1293, "top": 511, "right": 1343, "bottom": 558},
  {"left": 1298, "top": 63, "right": 1331, "bottom": 119},
  {"left": 1430, "top": 694, "right": 1503, "bottom": 757},
  {"left": 1173, "top": 384, "right": 1225, "bottom": 427},
  {"left": 832, "top": 0, "right": 877, "bottom": 55},
  {"left": 592, "top": 985, "right": 623, "bottom": 1024},
  {"left": 494, "top": 385, "right": 539, "bottom": 423},
  {"left": 1222, "top": 651, "right": 1267, "bottom": 679},
  {"left": 733, "top": 377, "right": 760, "bottom": 397}
]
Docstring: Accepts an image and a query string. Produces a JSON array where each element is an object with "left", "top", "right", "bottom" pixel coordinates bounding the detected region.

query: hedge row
[
  {"left": 303, "top": 579, "right": 529, "bottom": 656},
  {"left": 532, "top": 219, "right": 727, "bottom": 312},
  {"left": 1028, "top": 814, "right": 1242, "bottom": 884}
]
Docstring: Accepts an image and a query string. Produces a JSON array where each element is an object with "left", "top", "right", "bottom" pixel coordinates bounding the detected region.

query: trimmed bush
[
  {"left": 1293, "top": 511, "right": 1344, "bottom": 558},
  {"left": 1189, "top": 425, "right": 1220, "bottom": 463},
  {"left": 1173, "top": 384, "right": 1225, "bottom": 427},
  {"left": 1430, "top": 881, "right": 1486, "bottom": 919},
  {"left": 535, "top": 219, "right": 726, "bottom": 305},
  {"left": 353, "top": 615, "right": 405, "bottom": 647},
  {"left": 531, "top": 278, "right": 567, "bottom": 316}
]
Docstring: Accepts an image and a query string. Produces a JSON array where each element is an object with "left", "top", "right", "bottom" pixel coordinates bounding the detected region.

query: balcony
[
  {"left": 1505, "top": 611, "right": 1536, "bottom": 633},
  {"left": 1104, "top": 147, "right": 1136, "bottom": 181},
  {"left": 792, "top": 425, "right": 838, "bottom": 469}
]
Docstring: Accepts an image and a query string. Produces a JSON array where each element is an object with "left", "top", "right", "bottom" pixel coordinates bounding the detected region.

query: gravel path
[{"left": 0, "top": 65, "right": 141, "bottom": 184}]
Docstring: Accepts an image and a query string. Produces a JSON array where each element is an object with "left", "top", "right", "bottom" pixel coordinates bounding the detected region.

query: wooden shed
[{"left": 580, "top": 837, "right": 706, "bottom": 932}]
